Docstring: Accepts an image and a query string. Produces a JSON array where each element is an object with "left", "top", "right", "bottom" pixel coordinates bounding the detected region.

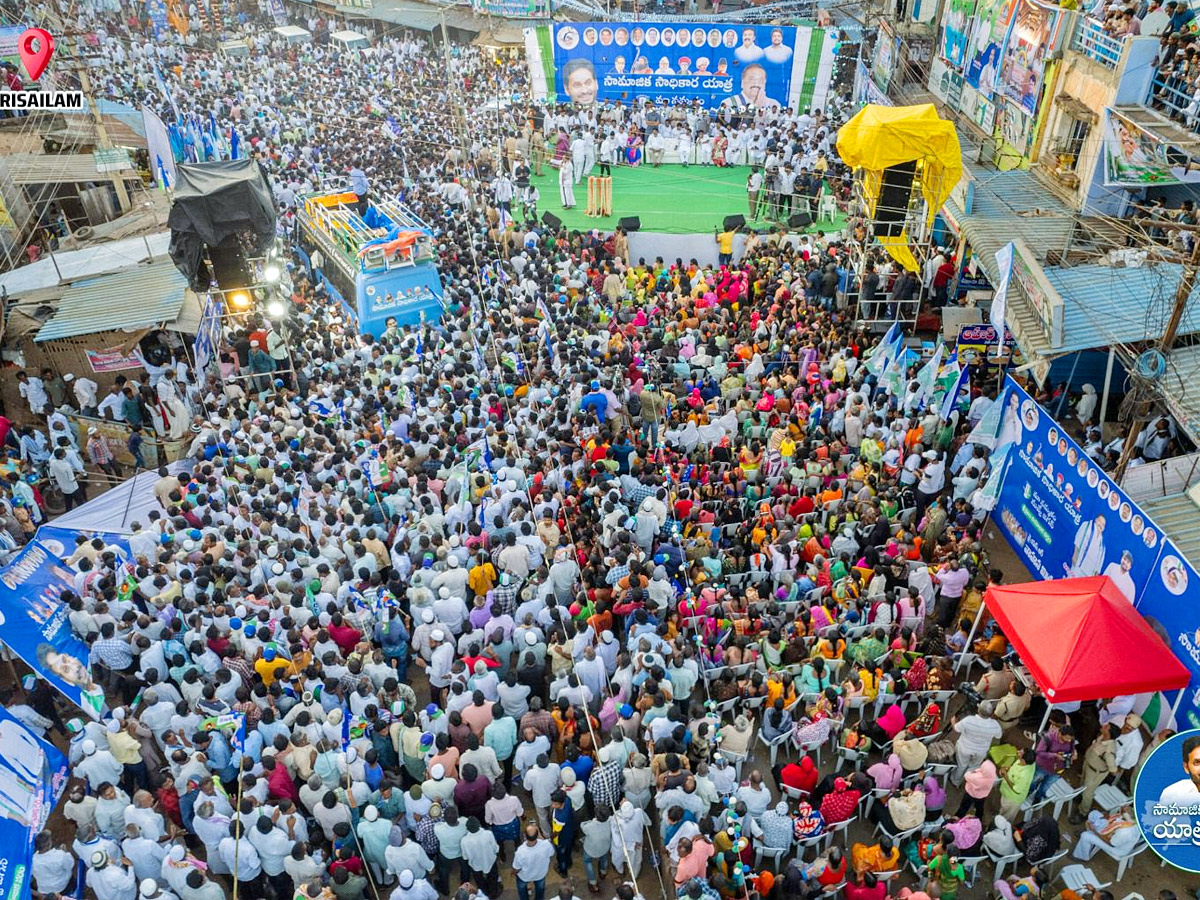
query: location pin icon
[{"left": 18, "top": 28, "right": 54, "bottom": 82}]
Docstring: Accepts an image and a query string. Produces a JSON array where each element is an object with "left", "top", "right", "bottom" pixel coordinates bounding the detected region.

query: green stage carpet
[{"left": 527, "top": 164, "right": 847, "bottom": 235}]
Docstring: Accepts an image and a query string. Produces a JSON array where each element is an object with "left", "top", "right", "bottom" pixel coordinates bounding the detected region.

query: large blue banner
[
  {"left": 991, "top": 375, "right": 1200, "bottom": 727},
  {"left": 992, "top": 377, "right": 1161, "bottom": 599},
  {"left": 1138, "top": 537, "right": 1200, "bottom": 730},
  {"left": 551, "top": 22, "right": 799, "bottom": 108},
  {"left": 0, "top": 703, "right": 70, "bottom": 900},
  {"left": 0, "top": 541, "right": 104, "bottom": 719}
]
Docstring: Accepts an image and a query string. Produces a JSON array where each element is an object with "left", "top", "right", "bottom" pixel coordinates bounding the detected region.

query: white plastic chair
[
  {"left": 834, "top": 743, "right": 868, "bottom": 773},
  {"left": 873, "top": 820, "right": 922, "bottom": 844},
  {"left": 1093, "top": 784, "right": 1132, "bottom": 813},
  {"left": 793, "top": 830, "right": 826, "bottom": 862},
  {"left": 791, "top": 734, "right": 825, "bottom": 768},
  {"left": 817, "top": 192, "right": 838, "bottom": 223},
  {"left": 754, "top": 845, "right": 790, "bottom": 868},
  {"left": 1095, "top": 838, "right": 1149, "bottom": 881},
  {"left": 758, "top": 729, "right": 792, "bottom": 767},
  {"left": 1059, "top": 864, "right": 1110, "bottom": 893},
  {"left": 821, "top": 815, "right": 856, "bottom": 852},
  {"left": 986, "top": 846, "right": 1025, "bottom": 882},
  {"left": 957, "top": 855, "right": 987, "bottom": 888},
  {"left": 782, "top": 784, "right": 810, "bottom": 803}
]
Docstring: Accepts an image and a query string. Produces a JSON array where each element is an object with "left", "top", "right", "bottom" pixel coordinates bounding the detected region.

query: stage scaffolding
[{"left": 843, "top": 152, "right": 954, "bottom": 333}]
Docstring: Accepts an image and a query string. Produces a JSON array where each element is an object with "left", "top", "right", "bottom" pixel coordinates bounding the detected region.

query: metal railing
[
  {"left": 1121, "top": 450, "right": 1200, "bottom": 501},
  {"left": 1071, "top": 17, "right": 1126, "bottom": 69},
  {"left": 1146, "top": 73, "right": 1200, "bottom": 133}
]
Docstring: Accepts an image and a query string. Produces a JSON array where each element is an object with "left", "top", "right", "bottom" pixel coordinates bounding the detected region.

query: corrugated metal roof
[
  {"left": 1044, "top": 263, "right": 1200, "bottom": 355},
  {"left": 347, "top": 0, "right": 482, "bottom": 31},
  {"left": 6, "top": 152, "right": 131, "bottom": 185},
  {"left": 36, "top": 260, "right": 188, "bottom": 342},
  {"left": 945, "top": 160, "right": 1075, "bottom": 361},
  {"left": 1141, "top": 493, "right": 1200, "bottom": 569},
  {"left": 1162, "top": 344, "right": 1200, "bottom": 446},
  {"left": 0, "top": 232, "right": 172, "bottom": 296},
  {"left": 946, "top": 160, "right": 1200, "bottom": 365}
]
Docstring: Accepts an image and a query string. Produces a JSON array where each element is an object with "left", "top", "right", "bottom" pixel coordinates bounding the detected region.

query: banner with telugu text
[
  {"left": 0, "top": 541, "right": 104, "bottom": 719},
  {"left": 990, "top": 376, "right": 1200, "bottom": 726},
  {"left": 0, "top": 704, "right": 69, "bottom": 900}
]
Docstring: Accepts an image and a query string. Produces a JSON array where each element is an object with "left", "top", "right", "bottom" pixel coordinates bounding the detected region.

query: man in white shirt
[
  {"left": 73, "top": 375, "right": 101, "bottom": 416},
  {"left": 218, "top": 825, "right": 264, "bottom": 897},
  {"left": 86, "top": 851, "right": 137, "bottom": 900},
  {"left": 746, "top": 167, "right": 763, "bottom": 219},
  {"left": 1102, "top": 551, "right": 1136, "bottom": 603},
  {"left": 511, "top": 825, "right": 556, "bottom": 900}
]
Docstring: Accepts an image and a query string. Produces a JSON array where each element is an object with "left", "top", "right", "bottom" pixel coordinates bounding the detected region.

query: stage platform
[{"left": 527, "top": 164, "right": 847, "bottom": 235}]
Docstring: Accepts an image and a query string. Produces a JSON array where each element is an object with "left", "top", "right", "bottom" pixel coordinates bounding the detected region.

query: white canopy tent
[{"left": 50, "top": 460, "right": 194, "bottom": 533}]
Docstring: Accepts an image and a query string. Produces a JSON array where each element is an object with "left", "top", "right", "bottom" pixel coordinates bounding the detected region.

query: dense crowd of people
[{"left": 0, "top": 5, "right": 1185, "bottom": 900}]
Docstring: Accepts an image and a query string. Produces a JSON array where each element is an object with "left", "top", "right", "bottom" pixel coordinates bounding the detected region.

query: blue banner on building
[
  {"left": 0, "top": 541, "right": 104, "bottom": 719},
  {"left": 990, "top": 375, "right": 1200, "bottom": 728},
  {"left": 0, "top": 703, "right": 70, "bottom": 900},
  {"left": 551, "top": 22, "right": 799, "bottom": 108}
]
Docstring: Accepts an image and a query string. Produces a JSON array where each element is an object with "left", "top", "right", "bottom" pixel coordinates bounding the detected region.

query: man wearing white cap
[
  {"left": 140, "top": 877, "right": 179, "bottom": 900},
  {"left": 390, "top": 868, "right": 437, "bottom": 900},
  {"left": 432, "top": 553, "right": 469, "bottom": 598},
  {"left": 357, "top": 805, "right": 393, "bottom": 884},
  {"left": 609, "top": 800, "right": 648, "bottom": 878},
  {"left": 421, "top": 763, "right": 456, "bottom": 805},
  {"left": 76, "top": 739, "right": 124, "bottom": 794},
  {"left": 87, "top": 849, "right": 137, "bottom": 900},
  {"left": 420, "top": 630, "right": 455, "bottom": 703}
]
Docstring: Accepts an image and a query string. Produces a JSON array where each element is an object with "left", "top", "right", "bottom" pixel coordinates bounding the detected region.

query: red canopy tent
[{"left": 982, "top": 575, "right": 1190, "bottom": 705}]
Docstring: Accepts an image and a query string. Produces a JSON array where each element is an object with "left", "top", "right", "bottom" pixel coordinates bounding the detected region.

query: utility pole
[
  {"left": 439, "top": 8, "right": 471, "bottom": 175},
  {"left": 1114, "top": 220, "right": 1200, "bottom": 482},
  {"left": 71, "top": 39, "right": 131, "bottom": 213}
]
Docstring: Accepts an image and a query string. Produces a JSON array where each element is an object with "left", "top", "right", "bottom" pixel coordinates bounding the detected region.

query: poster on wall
[
  {"left": 872, "top": 19, "right": 900, "bottom": 93},
  {"left": 84, "top": 349, "right": 141, "bottom": 373},
  {"left": 1102, "top": 108, "right": 1200, "bottom": 186},
  {"left": 929, "top": 56, "right": 966, "bottom": 108},
  {"left": 0, "top": 541, "right": 105, "bottom": 718},
  {"left": 996, "top": 98, "right": 1034, "bottom": 155},
  {"left": 997, "top": 0, "right": 1055, "bottom": 115},
  {"left": 964, "top": 0, "right": 1015, "bottom": 94},
  {"left": 551, "top": 22, "right": 801, "bottom": 108},
  {"left": 939, "top": 0, "right": 978, "bottom": 68},
  {"left": 854, "top": 61, "right": 892, "bottom": 107}
]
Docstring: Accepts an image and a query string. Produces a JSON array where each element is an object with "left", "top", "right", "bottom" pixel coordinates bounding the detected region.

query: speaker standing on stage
[{"left": 559, "top": 157, "right": 577, "bottom": 209}]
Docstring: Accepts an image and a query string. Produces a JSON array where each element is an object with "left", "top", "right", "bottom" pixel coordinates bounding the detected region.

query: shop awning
[
  {"left": 36, "top": 260, "right": 188, "bottom": 342},
  {"left": 984, "top": 576, "right": 1190, "bottom": 703}
]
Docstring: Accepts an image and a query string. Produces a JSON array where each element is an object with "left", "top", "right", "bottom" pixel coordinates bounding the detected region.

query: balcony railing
[
  {"left": 1071, "top": 17, "right": 1126, "bottom": 69},
  {"left": 1147, "top": 71, "right": 1200, "bottom": 133}
]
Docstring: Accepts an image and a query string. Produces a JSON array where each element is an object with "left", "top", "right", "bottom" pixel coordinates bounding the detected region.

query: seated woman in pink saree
[
  {"left": 712, "top": 133, "right": 729, "bottom": 167},
  {"left": 625, "top": 128, "right": 644, "bottom": 166},
  {"left": 553, "top": 131, "right": 569, "bottom": 166}
]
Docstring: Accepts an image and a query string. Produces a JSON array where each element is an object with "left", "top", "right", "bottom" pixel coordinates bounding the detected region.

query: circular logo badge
[{"left": 1134, "top": 729, "right": 1200, "bottom": 871}]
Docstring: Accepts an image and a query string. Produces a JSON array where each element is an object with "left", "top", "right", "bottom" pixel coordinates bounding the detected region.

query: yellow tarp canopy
[{"left": 836, "top": 103, "right": 963, "bottom": 272}]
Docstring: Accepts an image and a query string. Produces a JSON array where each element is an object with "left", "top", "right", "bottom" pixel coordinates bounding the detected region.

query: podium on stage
[{"left": 586, "top": 176, "right": 612, "bottom": 218}]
